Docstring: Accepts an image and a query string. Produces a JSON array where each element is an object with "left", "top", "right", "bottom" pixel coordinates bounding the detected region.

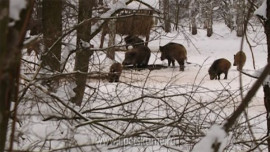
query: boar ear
[{"left": 159, "top": 46, "right": 162, "bottom": 51}]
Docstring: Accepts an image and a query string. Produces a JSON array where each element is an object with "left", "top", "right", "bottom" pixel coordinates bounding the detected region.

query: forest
[{"left": 1, "top": 0, "right": 270, "bottom": 151}]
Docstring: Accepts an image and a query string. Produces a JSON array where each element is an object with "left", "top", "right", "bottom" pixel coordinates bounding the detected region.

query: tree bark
[
  {"left": 107, "top": 19, "right": 116, "bottom": 60},
  {"left": 190, "top": 1, "right": 198, "bottom": 35},
  {"left": 264, "top": 0, "right": 270, "bottom": 151},
  {"left": 191, "top": 17, "right": 197, "bottom": 35},
  {"left": 0, "top": 1, "right": 33, "bottom": 151},
  {"left": 236, "top": 0, "right": 245, "bottom": 37},
  {"left": 0, "top": 1, "right": 10, "bottom": 151},
  {"left": 163, "top": 0, "right": 171, "bottom": 33},
  {"left": 71, "top": 0, "right": 94, "bottom": 106},
  {"left": 174, "top": 0, "right": 180, "bottom": 30},
  {"left": 41, "top": 0, "right": 62, "bottom": 72},
  {"left": 206, "top": 1, "right": 213, "bottom": 37}
]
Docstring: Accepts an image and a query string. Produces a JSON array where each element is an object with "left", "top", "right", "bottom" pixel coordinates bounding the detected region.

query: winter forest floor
[{"left": 17, "top": 21, "right": 269, "bottom": 152}]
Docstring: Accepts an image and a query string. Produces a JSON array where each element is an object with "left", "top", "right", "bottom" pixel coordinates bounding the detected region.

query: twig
[{"left": 224, "top": 63, "right": 270, "bottom": 132}]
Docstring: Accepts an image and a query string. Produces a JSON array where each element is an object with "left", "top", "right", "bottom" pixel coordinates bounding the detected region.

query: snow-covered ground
[{"left": 18, "top": 19, "right": 269, "bottom": 152}]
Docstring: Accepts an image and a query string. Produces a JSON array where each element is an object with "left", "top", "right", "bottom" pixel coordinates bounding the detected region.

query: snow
[
  {"left": 9, "top": 0, "right": 27, "bottom": 24},
  {"left": 254, "top": 0, "right": 267, "bottom": 20},
  {"left": 56, "top": 81, "right": 76, "bottom": 99},
  {"left": 17, "top": 1, "right": 269, "bottom": 151},
  {"left": 79, "top": 39, "right": 91, "bottom": 48},
  {"left": 192, "top": 125, "right": 228, "bottom": 152},
  {"left": 100, "top": 0, "right": 128, "bottom": 19},
  {"left": 91, "top": 0, "right": 129, "bottom": 40},
  {"left": 127, "top": 0, "right": 159, "bottom": 10},
  {"left": 20, "top": 22, "right": 268, "bottom": 151},
  {"left": 60, "top": 44, "right": 75, "bottom": 70},
  {"left": 91, "top": 22, "right": 265, "bottom": 150},
  {"left": 23, "top": 35, "right": 40, "bottom": 45}
]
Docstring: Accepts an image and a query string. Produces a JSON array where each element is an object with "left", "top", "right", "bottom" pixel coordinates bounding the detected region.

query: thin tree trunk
[
  {"left": 0, "top": 1, "right": 33, "bottom": 151},
  {"left": 206, "top": 1, "right": 213, "bottom": 37},
  {"left": 189, "top": 0, "right": 198, "bottom": 35},
  {"left": 264, "top": 0, "right": 270, "bottom": 151},
  {"left": 191, "top": 17, "right": 197, "bottom": 35},
  {"left": 190, "top": 0, "right": 198, "bottom": 35},
  {"left": 71, "top": 0, "right": 94, "bottom": 106},
  {"left": 107, "top": 19, "right": 116, "bottom": 60},
  {"left": 163, "top": 0, "right": 171, "bottom": 33},
  {"left": 236, "top": 0, "right": 245, "bottom": 37},
  {"left": 175, "top": 0, "right": 180, "bottom": 30},
  {"left": 0, "top": 1, "right": 10, "bottom": 151}
]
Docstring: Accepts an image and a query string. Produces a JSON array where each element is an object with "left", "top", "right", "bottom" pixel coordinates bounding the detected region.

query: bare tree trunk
[
  {"left": 29, "top": 0, "right": 42, "bottom": 35},
  {"left": 190, "top": 0, "right": 198, "bottom": 35},
  {"left": 175, "top": 0, "right": 180, "bottom": 30},
  {"left": 236, "top": 0, "right": 245, "bottom": 37},
  {"left": 0, "top": 2, "right": 10, "bottom": 151},
  {"left": 163, "top": 0, "right": 171, "bottom": 33},
  {"left": 191, "top": 17, "right": 197, "bottom": 35},
  {"left": 206, "top": 1, "right": 213, "bottom": 37},
  {"left": 107, "top": 19, "right": 116, "bottom": 60},
  {"left": 41, "top": 0, "right": 62, "bottom": 72},
  {"left": 263, "top": 1, "right": 270, "bottom": 151},
  {"left": 0, "top": 1, "right": 33, "bottom": 151},
  {"left": 71, "top": 0, "right": 94, "bottom": 106}
]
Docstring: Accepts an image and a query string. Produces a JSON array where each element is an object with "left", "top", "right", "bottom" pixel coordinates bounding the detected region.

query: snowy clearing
[{"left": 18, "top": 20, "right": 268, "bottom": 152}]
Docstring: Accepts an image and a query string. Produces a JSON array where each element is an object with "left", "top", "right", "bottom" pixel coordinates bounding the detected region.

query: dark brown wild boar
[
  {"left": 108, "top": 62, "right": 122, "bottom": 82},
  {"left": 122, "top": 45, "right": 151, "bottom": 68},
  {"left": 208, "top": 58, "right": 231, "bottom": 80},
  {"left": 233, "top": 51, "right": 246, "bottom": 70},
  {"left": 159, "top": 42, "right": 187, "bottom": 71},
  {"left": 124, "top": 35, "right": 144, "bottom": 49}
]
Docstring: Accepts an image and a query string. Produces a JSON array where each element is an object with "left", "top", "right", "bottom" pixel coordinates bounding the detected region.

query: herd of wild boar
[{"left": 108, "top": 35, "right": 247, "bottom": 82}]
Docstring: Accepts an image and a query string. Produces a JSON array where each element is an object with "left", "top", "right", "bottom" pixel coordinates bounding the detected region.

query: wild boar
[
  {"left": 122, "top": 45, "right": 151, "bottom": 68},
  {"left": 108, "top": 62, "right": 122, "bottom": 82},
  {"left": 233, "top": 51, "right": 246, "bottom": 70},
  {"left": 208, "top": 58, "right": 231, "bottom": 80},
  {"left": 124, "top": 35, "right": 144, "bottom": 49},
  {"left": 159, "top": 42, "right": 187, "bottom": 71}
]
